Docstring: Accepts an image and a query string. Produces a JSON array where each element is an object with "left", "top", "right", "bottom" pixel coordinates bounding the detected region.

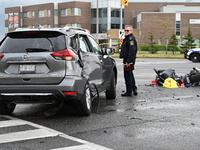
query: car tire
[
  {"left": 76, "top": 84, "right": 92, "bottom": 116},
  {"left": 106, "top": 71, "right": 116, "bottom": 99},
  {"left": 191, "top": 54, "right": 200, "bottom": 63},
  {"left": 0, "top": 102, "right": 16, "bottom": 115}
]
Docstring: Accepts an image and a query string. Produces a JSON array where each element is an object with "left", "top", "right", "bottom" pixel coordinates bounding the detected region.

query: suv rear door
[
  {"left": 76, "top": 34, "right": 103, "bottom": 87},
  {"left": 0, "top": 31, "right": 67, "bottom": 85}
]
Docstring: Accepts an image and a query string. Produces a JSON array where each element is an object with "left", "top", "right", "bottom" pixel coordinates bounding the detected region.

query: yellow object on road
[{"left": 163, "top": 78, "right": 178, "bottom": 88}]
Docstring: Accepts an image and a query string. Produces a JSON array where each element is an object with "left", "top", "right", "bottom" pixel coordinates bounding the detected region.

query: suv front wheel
[{"left": 106, "top": 71, "right": 116, "bottom": 99}]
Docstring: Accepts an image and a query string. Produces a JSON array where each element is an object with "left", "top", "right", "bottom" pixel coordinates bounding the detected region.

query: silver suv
[{"left": 0, "top": 27, "right": 117, "bottom": 116}]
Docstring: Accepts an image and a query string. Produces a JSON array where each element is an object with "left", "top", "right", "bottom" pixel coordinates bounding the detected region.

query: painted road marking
[
  {"left": 0, "top": 115, "right": 113, "bottom": 150},
  {"left": 0, "top": 128, "right": 59, "bottom": 144}
]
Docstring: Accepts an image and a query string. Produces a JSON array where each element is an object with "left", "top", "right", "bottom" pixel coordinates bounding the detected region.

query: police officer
[{"left": 120, "top": 25, "right": 138, "bottom": 97}]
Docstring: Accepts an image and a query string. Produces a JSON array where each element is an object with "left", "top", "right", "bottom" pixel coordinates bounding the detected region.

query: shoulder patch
[
  {"left": 129, "top": 36, "right": 133, "bottom": 41},
  {"left": 130, "top": 41, "right": 134, "bottom": 45}
]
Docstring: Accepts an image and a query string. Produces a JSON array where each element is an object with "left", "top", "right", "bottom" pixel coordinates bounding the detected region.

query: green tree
[
  {"left": 180, "top": 27, "right": 196, "bottom": 53},
  {"left": 148, "top": 32, "right": 157, "bottom": 54},
  {"left": 168, "top": 33, "right": 178, "bottom": 55},
  {"left": 158, "top": 19, "right": 174, "bottom": 54}
]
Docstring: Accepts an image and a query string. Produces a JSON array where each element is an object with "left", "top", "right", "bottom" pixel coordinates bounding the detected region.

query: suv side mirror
[{"left": 101, "top": 48, "right": 115, "bottom": 55}]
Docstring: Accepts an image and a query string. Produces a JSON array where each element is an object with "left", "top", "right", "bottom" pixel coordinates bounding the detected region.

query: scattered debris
[
  {"left": 127, "top": 116, "right": 142, "bottom": 120},
  {"left": 152, "top": 67, "right": 200, "bottom": 88}
]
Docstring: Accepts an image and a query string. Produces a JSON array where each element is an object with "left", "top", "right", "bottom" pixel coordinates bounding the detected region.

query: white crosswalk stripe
[
  {"left": 0, "top": 129, "right": 58, "bottom": 144},
  {"left": 0, "top": 115, "right": 113, "bottom": 150}
]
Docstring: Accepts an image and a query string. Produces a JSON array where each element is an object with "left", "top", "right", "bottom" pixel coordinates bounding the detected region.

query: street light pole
[
  {"left": 96, "top": 0, "right": 99, "bottom": 43},
  {"left": 120, "top": 0, "right": 122, "bottom": 30}
]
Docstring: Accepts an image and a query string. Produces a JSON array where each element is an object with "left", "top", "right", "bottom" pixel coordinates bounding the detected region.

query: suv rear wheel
[
  {"left": 76, "top": 84, "right": 92, "bottom": 116},
  {"left": 0, "top": 102, "right": 16, "bottom": 115},
  {"left": 191, "top": 53, "right": 200, "bottom": 63}
]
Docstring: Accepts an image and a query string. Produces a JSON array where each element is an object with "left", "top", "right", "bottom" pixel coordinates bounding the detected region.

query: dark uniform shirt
[{"left": 119, "top": 34, "right": 137, "bottom": 64}]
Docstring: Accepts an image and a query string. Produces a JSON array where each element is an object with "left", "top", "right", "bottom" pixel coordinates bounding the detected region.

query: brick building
[
  {"left": 125, "top": 3, "right": 200, "bottom": 45},
  {"left": 5, "top": 2, "right": 90, "bottom": 32},
  {"left": 4, "top": 1, "right": 200, "bottom": 48}
]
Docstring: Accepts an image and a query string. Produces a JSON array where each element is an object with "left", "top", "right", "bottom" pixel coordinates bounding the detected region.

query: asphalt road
[{"left": 6, "top": 58, "right": 200, "bottom": 150}]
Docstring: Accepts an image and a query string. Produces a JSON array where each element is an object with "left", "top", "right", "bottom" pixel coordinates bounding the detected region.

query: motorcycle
[{"left": 153, "top": 67, "right": 200, "bottom": 87}]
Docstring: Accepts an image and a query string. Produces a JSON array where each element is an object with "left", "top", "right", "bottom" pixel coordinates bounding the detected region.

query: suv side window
[
  {"left": 69, "top": 36, "right": 78, "bottom": 51},
  {"left": 78, "top": 35, "right": 90, "bottom": 52},
  {"left": 88, "top": 36, "right": 101, "bottom": 54}
]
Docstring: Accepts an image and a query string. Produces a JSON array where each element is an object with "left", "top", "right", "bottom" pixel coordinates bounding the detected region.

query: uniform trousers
[{"left": 124, "top": 69, "right": 137, "bottom": 94}]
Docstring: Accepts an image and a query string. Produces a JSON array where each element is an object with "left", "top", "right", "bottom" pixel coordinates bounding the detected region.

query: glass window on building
[
  {"left": 72, "top": 24, "right": 82, "bottom": 28},
  {"left": 54, "top": 9, "right": 58, "bottom": 16},
  {"left": 99, "top": 24, "right": 107, "bottom": 33},
  {"left": 99, "top": 8, "right": 107, "bottom": 18},
  {"left": 91, "top": 9, "right": 96, "bottom": 18},
  {"left": 38, "top": 10, "right": 45, "bottom": 18},
  {"left": 176, "top": 21, "right": 181, "bottom": 36},
  {"left": 61, "top": 9, "right": 69, "bottom": 16},
  {"left": 111, "top": 8, "right": 120, "bottom": 17},
  {"left": 72, "top": 8, "right": 81, "bottom": 16},
  {"left": 5, "top": 14, "right": 8, "bottom": 20},
  {"left": 32, "top": 11, "right": 35, "bottom": 18},
  {"left": 61, "top": 24, "right": 66, "bottom": 28},
  {"left": 61, "top": 8, "right": 72, "bottom": 16},
  {"left": 91, "top": 24, "right": 96, "bottom": 33},
  {"left": 47, "top": 10, "right": 51, "bottom": 17},
  {"left": 23, "top": 12, "right": 29, "bottom": 18},
  {"left": 111, "top": 24, "right": 120, "bottom": 29}
]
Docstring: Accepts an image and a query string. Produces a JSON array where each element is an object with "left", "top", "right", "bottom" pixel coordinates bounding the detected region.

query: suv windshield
[{"left": 0, "top": 31, "right": 66, "bottom": 53}]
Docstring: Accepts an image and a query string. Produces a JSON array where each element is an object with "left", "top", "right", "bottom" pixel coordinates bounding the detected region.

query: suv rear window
[{"left": 0, "top": 31, "right": 66, "bottom": 53}]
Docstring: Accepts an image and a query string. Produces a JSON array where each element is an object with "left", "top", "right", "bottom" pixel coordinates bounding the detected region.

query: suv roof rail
[
  {"left": 62, "top": 26, "right": 86, "bottom": 32},
  {"left": 15, "top": 28, "right": 31, "bottom": 31},
  {"left": 14, "top": 26, "right": 90, "bottom": 34}
]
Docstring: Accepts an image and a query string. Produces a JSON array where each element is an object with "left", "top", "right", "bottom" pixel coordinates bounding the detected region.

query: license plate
[{"left": 19, "top": 64, "right": 36, "bottom": 73}]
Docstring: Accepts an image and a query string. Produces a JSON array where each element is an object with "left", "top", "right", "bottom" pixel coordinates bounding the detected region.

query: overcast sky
[{"left": 0, "top": 0, "right": 199, "bottom": 40}]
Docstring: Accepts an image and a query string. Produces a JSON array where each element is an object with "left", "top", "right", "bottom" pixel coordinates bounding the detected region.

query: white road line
[
  {"left": 0, "top": 115, "right": 113, "bottom": 150},
  {"left": 0, "top": 128, "right": 58, "bottom": 144},
  {"left": 50, "top": 144, "right": 113, "bottom": 150},
  {"left": 0, "top": 120, "right": 27, "bottom": 128},
  {"left": 3, "top": 115, "right": 63, "bottom": 135}
]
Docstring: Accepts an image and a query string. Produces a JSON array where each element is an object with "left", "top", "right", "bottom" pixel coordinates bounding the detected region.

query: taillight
[
  {"left": 51, "top": 49, "right": 77, "bottom": 60},
  {"left": 63, "top": 92, "right": 77, "bottom": 95},
  {"left": 0, "top": 53, "right": 4, "bottom": 59}
]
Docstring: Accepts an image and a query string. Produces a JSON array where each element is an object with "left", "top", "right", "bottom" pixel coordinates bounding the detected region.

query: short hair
[{"left": 125, "top": 25, "right": 133, "bottom": 30}]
